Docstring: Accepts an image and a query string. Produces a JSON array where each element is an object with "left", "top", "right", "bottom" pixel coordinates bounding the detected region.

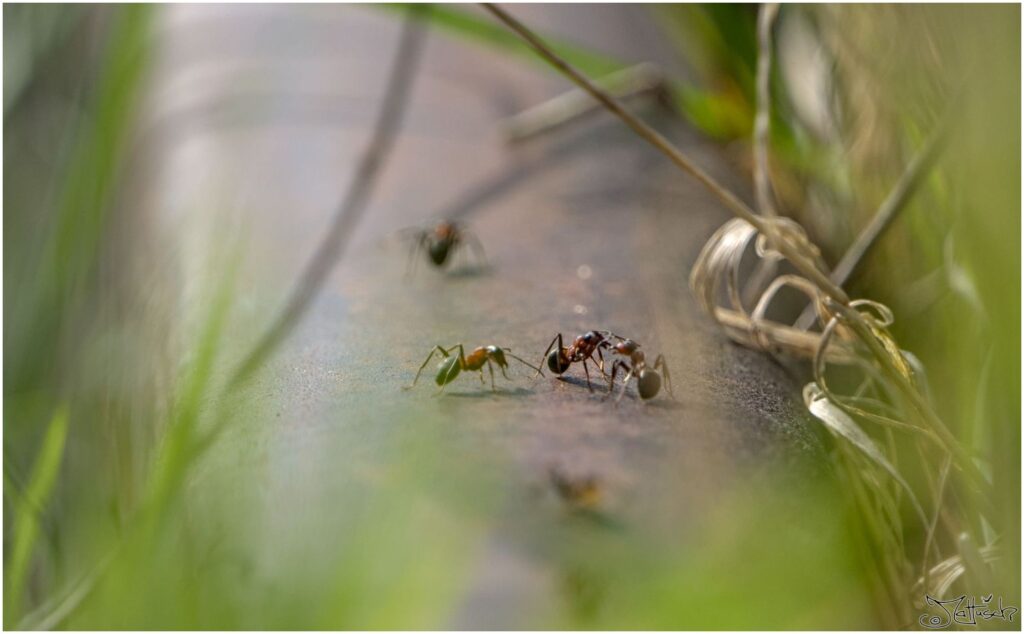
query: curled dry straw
[
  {"left": 688, "top": 216, "right": 862, "bottom": 363},
  {"left": 689, "top": 209, "right": 971, "bottom": 600},
  {"left": 688, "top": 214, "right": 939, "bottom": 446}
]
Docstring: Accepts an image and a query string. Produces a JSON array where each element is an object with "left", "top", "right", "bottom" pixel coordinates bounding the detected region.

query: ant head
[
  {"left": 637, "top": 369, "right": 661, "bottom": 400},
  {"left": 486, "top": 346, "right": 509, "bottom": 367},
  {"left": 616, "top": 339, "right": 640, "bottom": 355},
  {"left": 547, "top": 349, "right": 571, "bottom": 374}
]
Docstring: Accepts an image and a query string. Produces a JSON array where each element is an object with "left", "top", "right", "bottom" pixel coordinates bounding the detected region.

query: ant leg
[
  {"left": 607, "top": 359, "right": 618, "bottom": 393},
  {"left": 449, "top": 238, "right": 465, "bottom": 271},
  {"left": 405, "top": 234, "right": 426, "bottom": 279},
  {"left": 406, "top": 345, "right": 453, "bottom": 389},
  {"left": 464, "top": 230, "right": 488, "bottom": 268},
  {"left": 436, "top": 344, "right": 466, "bottom": 395},
  {"left": 653, "top": 354, "right": 676, "bottom": 400},
  {"left": 582, "top": 358, "right": 594, "bottom": 392},
  {"left": 604, "top": 360, "right": 621, "bottom": 398},
  {"left": 615, "top": 365, "right": 635, "bottom": 403},
  {"left": 487, "top": 361, "right": 497, "bottom": 391},
  {"left": 538, "top": 334, "right": 563, "bottom": 377},
  {"left": 504, "top": 350, "right": 543, "bottom": 376},
  {"left": 596, "top": 347, "right": 608, "bottom": 376}
]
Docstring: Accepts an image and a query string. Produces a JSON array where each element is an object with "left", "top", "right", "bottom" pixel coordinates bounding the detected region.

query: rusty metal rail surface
[{"left": 142, "top": 5, "right": 836, "bottom": 627}]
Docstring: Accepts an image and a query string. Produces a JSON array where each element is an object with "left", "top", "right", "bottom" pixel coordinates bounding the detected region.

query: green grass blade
[
  {"left": 804, "top": 383, "right": 928, "bottom": 531},
  {"left": 143, "top": 251, "right": 240, "bottom": 517},
  {"left": 383, "top": 3, "right": 625, "bottom": 78},
  {"left": 6, "top": 4, "right": 154, "bottom": 399},
  {"left": 5, "top": 405, "right": 70, "bottom": 627}
]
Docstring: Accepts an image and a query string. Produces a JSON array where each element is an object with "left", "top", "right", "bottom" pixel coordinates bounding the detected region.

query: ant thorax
[
  {"left": 572, "top": 331, "right": 606, "bottom": 358},
  {"left": 433, "top": 221, "right": 457, "bottom": 240}
]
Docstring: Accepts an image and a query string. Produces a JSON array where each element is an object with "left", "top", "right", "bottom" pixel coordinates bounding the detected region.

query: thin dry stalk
[
  {"left": 795, "top": 124, "right": 947, "bottom": 330},
  {"left": 482, "top": 2, "right": 850, "bottom": 305},
  {"left": 754, "top": 3, "right": 780, "bottom": 218},
  {"left": 920, "top": 452, "right": 952, "bottom": 597},
  {"left": 503, "top": 62, "right": 667, "bottom": 142},
  {"left": 741, "top": 3, "right": 783, "bottom": 307},
  {"left": 229, "top": 8, "right": 428, "bottom": 386}
]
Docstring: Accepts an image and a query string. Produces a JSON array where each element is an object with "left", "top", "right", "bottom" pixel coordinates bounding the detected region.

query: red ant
[
  {"left": 401, "top": 219, "right": 486, "bottom": 275},
  {"left": 605, "top": 336, "right": 675, "bottom": 402},
  {"left": 404, "top": 343, "right": 541, "bottom": 394},
  {"left": 538, "top": 330, "right": 616, "bottom": 392}
]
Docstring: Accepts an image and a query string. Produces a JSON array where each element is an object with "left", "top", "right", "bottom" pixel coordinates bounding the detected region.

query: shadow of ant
[
  {"left": 563, "top": 507, "right": 628, "bottom": 532},
  {"left": 640, "top": 398, "right": 685, "bottom": 410},
  {"left": 442, "top": 386, "right": 535, "bottom": 399},
  {"left": 552, "top": 375, "right": 682, "bottom": 408},
  {"left": 442, "top": 262, "right": 493, "bottom": 279},
  {"left": 553, "top": 374, "right": 608, "bottom": 391}
]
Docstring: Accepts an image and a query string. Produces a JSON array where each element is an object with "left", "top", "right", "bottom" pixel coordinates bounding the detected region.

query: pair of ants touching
[
  {"left": 540, "top": 330, "right": 675, "bottom": 402},
  {"left": 405, "top": 330, "right": 674, "bottom": 402}
]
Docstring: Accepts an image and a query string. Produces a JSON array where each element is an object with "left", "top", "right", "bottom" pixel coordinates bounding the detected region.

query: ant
[
  {"left": 404, "top": 343, "right": 541, "bottom": 394},
  {"left": 400, "top": 219, "right": 486, "bottom": 275},
  {"left": 605, "top": 336, "right": 675, "bottom": 402},
  {"left": 548, "top": 466, "right": 603, "bottom": 512},
  {"left": 538, "top": 330, "right": 616, "bottom": 392}
]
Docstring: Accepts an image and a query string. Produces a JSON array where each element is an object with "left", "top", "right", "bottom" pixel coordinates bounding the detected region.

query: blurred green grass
[{"left": 649, "top": 4, "right": 1021, "bottom": 620}]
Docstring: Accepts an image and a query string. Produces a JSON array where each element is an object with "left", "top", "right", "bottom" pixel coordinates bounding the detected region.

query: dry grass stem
[
  {"left": 482, "top": 2, "right": 850, "bottom": 305},
  {"left": 503, "top": 62, "right": 668, "bottom": 142},
  {"left": 795, "top": 123, "right": 947, "bottom": 330},
  {"left": 754, "top": 3, "right": 780, "bottom": 218},
  {"left": 229, "top": 8, "right": 428, "bottom": 386}
]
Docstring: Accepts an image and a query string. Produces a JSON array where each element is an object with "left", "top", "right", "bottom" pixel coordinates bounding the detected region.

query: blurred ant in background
[
  {"left": 604, "top": 335, "right": 675, "bottom": 402},
  {"left": 404, "top": 342, "right": 540, "bottom": 394},
  {"left": 399, "top": 219, "right": 487, "bottom": 276},
  {"left": 548, "top": 466, "right": 603, "bottom": 512},
  {"left": 547, "top": 465, "right": 623, "bottom": 530}
]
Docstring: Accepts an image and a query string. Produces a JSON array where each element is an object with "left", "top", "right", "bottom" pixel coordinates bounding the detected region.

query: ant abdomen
[
  {"left": 547, "top": 350, "right": 571, "bottom": 374},
  {"left": 637, "top": 369, "right": 661, "bottom": 399},
  {"left": 428, "top": 240, "right": 451, "bottom": 266},
  {"left": 434, "top": 355, "right": 461, "bottom": 385}
]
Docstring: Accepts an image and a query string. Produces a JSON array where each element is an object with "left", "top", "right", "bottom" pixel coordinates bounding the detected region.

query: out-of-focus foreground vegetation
[
  {"left": 659, "top": 4, "right": 1021, "bottom": 627},
  {"left": 3, "top": 4, "right": 1019, "bottom": 629}
]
